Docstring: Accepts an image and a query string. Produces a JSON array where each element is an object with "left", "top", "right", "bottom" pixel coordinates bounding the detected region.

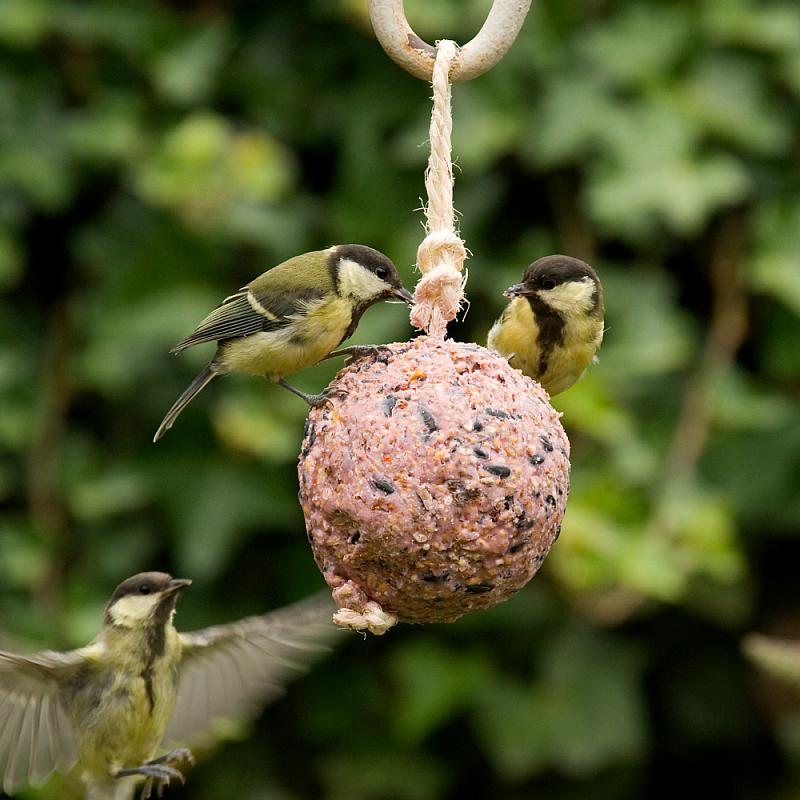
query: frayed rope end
[{"left": 333, "top": 601, "right": 398, "bottom": 635}]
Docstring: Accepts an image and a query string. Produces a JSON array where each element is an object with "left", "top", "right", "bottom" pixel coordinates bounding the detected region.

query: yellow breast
[
  {"left": 488, "top": 297, "right": 603, "bottom": 396},
  {"left": 488, "top": 298, "right": 541, "bottom": 378},
  {"left": 543, "top": 308, "right": 603, "bottom": 394},
  {"left": 70, "top": 633, "right": 181, "bottom": 779}
]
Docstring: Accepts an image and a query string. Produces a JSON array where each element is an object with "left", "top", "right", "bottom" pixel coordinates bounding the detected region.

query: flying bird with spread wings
[{"left": 0, "top": 572, "right": 339, "bottom": 799}]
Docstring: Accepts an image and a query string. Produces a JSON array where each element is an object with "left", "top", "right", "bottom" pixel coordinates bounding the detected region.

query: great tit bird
[
  {"left": 487, "top": 255, "right": 604, "bottom": 396},
  {"left": 0, "top": 572, "right": 337, "bottom": 799},
  {"left": 154, "top": 244, "right": 414, "bottom": 442}
]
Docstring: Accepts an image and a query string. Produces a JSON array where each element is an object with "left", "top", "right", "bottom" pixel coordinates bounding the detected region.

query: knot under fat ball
[{"left": 298, "top": 337, "right": 570, "bottom": 634}]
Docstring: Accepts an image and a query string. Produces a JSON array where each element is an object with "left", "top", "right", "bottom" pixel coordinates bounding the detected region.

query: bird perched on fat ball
[
  {"left": 154, "top": 244, "right": 414, "bottom": 441},
  {"left": 0, "top": 572, "right": 338, "bottom": 799},
  {"left": 487, "top": 255, "right": 605, "bottom": 396}
]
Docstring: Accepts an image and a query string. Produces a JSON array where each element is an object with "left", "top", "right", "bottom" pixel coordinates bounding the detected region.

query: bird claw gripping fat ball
[{"left": 298, "top": 337, "right": 570, "bottom": 633}]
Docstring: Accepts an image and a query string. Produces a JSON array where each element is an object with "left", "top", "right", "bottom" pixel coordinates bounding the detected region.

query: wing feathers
[
  {"left": 12, "top": 693, "right": 36, "bottom": 791},
  {"left": 0, "top": 649, "right": 81, "bottom": 792},
  {"left": 32, "top": 695, "right": 52, "bottom": 785},
  {"left": 170, "top": 293, "right": 269, "bottom": 352},
  {"left": 165, "top": 593, "right": 342, "bottom": 748},
  {"left": 170, "top": 283, "right": 327, "bottom": 353},
  {"left": 3, "top": 699, "right": 27, "bottom": 793}
]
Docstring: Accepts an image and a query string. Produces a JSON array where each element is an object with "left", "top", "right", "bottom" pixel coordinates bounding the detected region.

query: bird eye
[
  {"left": 542, "top": 279, "right": 556, "bottom": 290},
  {"left": 375, "top": 267, "right": 389, "bottom": 280},
  {"left": 139, "top": 584, "right": 151, "bottom": 595}
]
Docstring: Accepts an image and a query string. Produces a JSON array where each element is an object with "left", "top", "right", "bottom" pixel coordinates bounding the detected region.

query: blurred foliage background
[{"left": 1, "top": 0, "right": 799, "bottom": 797}]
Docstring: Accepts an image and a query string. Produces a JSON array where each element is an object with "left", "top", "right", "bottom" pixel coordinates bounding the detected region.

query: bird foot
[
  {"left": 278, "top": 379, "right": 347, "bottom": 408},
  {"left": 117, "top": 749, "right": 195, "bottom": 799},
  {"left": 149, "top": 748, "right": 195, "bottom": 770},
  {"left": 324, "top": 344, "right": 392, "bottom": 366},
  {"left": 307, "top": 387, "right": 349, "bottom": 408}
]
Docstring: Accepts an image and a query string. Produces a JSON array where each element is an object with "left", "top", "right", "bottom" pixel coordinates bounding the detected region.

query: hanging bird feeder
[{"left": 298, "top": 0, "right": 570, "bottom": 635}]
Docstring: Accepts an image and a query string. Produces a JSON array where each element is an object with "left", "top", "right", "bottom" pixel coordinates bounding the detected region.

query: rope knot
[
  {"left": 411, "top": 231, "right": 467, "bottom": 336},
  {"left": 416, "top": 230, "right": 467, "bottom": 273}
]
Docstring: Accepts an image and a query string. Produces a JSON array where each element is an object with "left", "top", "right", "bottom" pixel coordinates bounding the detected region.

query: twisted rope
[{"left": 410, "top": 40, "right": 467, "bottom": 339}]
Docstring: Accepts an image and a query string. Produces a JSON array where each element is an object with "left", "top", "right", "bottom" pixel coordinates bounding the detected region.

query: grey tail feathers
[{"left": 153, "top": 364, "right": 217, "bottom": 442}]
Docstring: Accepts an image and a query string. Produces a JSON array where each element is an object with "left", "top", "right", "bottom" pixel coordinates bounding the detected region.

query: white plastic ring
[{"left": 367, "top": 0, "right": 532, "bottom": 82}]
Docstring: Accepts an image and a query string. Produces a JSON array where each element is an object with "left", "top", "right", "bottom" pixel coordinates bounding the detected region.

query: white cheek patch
[
  {"left": 109, "top": 594, "right": 160, "bottom": 628},
  {"left": 539, "top": 277, "right": 596, "bottom": 313},
  {"left": 337, "top": 258, "right": 390, "bottom": 301}
]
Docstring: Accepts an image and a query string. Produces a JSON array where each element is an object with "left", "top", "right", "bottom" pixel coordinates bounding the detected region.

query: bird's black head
[
  {"left": 504, "top": 255, "right": 602, "bottom": 314},
  {"left": 104, "top": 571, "right": 192, "bottom": 628},
  {"left": 519, "top": 255, "right": 598, "bottom": 292},
  {"left": 331, "top": 244, "right": 414, "bottom": 305}
]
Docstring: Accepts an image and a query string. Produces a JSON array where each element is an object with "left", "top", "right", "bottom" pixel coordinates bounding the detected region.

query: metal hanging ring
[{"left": 367, "top": 0, "right": 532, "bottom": 83}]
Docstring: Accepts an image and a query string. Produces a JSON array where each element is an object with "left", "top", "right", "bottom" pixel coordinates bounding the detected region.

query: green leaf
[
  {"left": 549, "top": 500, "right": 633, "bottom": 593},
  {"left": 703, "top": 0, "right": 800, "bottom": 54},
  {"left": 0, "top": 226, "right": 22, "bottom": 289},
  {"left": 0, "top": 82, "right": 74, "bottom": 210},
  {"left": 151, "top": 21, "right": 232, "bottom": 105},
  {"left": 0, "top": 521, "right": 48, "bottom": 587},
  {"left": 710, "top": 366, "right": 795, "bottom": 430},
  {"left": 390, "top": 638, "right": 493, "bottom": 743},
  {"left": 782, "top": 51, "right": 800, "bottom": 97},
  {"left": 654, "top": 482, "right": 745, "bottom": 586},
  {"left": 212, "top": 392, "right": 305, "bottom": 464},
  {"left": 472, "top": 676, "right": 552, "bottom": 779},
  {"left": 588, "top": 147, "right": 750, "bottom": 240},
  {"left": 619, "top": 529, "right": 688, "bottom": 601},
  {"left": 595, "top": 266, "right": 696, "bottom": 379},
  {"left": 749, "top": 199, "right": 800, "bottom": 316},
  {"left": 322, "top": 750, "right": 449, "bottom": 800},
  {"left": 521, "top": 72, "right": 618, "bottom": 168},
  {"left": 703, "top": 422, "right": 800, "bottom": 527},
  {"left": 578, "top": 3, "right": 691, "bottom": 87},
  {"left": 56, "top": 0, "right": 172, "bottom": 58},
  {"left": 552, "top": 374, "right": 658, "bottom": 483},
  {"left": 65, "top": 93, "right": 144, "bottom": 164},
  {"left": 133, "top": 112, "right": 295, "bottom": 238},
  {"left": 0, "top": 0, "right": 52, "bottom": 47},
  {"left": 680, "top": 56, "right": 791, "bottom": 155},
  {"left": 159, "top": 462, "right": 299, "bottom": 580},
  {"left": 76, "top": 286, "right": 222, "bottom": 393},
  {"left": 473, "top": 625, "right": 647, "bottom": 779},
  {"left": 69, "top": 468, "right": 151, "bottom": 522},
  {"left": 743, "top": 634, "right": 800, "bottom": 692},
  {"left": 760, "top": 305, "right": 800, "bottom": 381}
]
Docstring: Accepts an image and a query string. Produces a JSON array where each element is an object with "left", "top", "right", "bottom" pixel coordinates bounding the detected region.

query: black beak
[
  {"left": 164, "top": 578, "right": 192, "bottom": 595},
  {"left": 393, "top": 285, "right": 415, "bottom": 305},
  {"left": 503, "top": 282, "right": 534, "bottom": 299}
]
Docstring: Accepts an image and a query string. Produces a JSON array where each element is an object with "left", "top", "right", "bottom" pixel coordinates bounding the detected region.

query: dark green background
[{"left": 1, "top": 0, "right": 800, "bottom": 797}]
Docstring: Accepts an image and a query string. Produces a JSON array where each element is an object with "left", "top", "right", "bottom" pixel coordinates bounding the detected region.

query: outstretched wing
[
  {"left": 165, "top": 593, "right": 342, "bottom": 748},
  {"left": 171, "top": 281, "right": 326, "bottom": 353},
  {"left": 0, "top": 649, "right": 83, "bottom": 793}
]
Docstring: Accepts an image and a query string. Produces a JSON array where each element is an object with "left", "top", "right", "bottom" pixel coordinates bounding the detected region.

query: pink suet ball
[{"left": 298, "top": 336, "right": 570, "bottom": 634}]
